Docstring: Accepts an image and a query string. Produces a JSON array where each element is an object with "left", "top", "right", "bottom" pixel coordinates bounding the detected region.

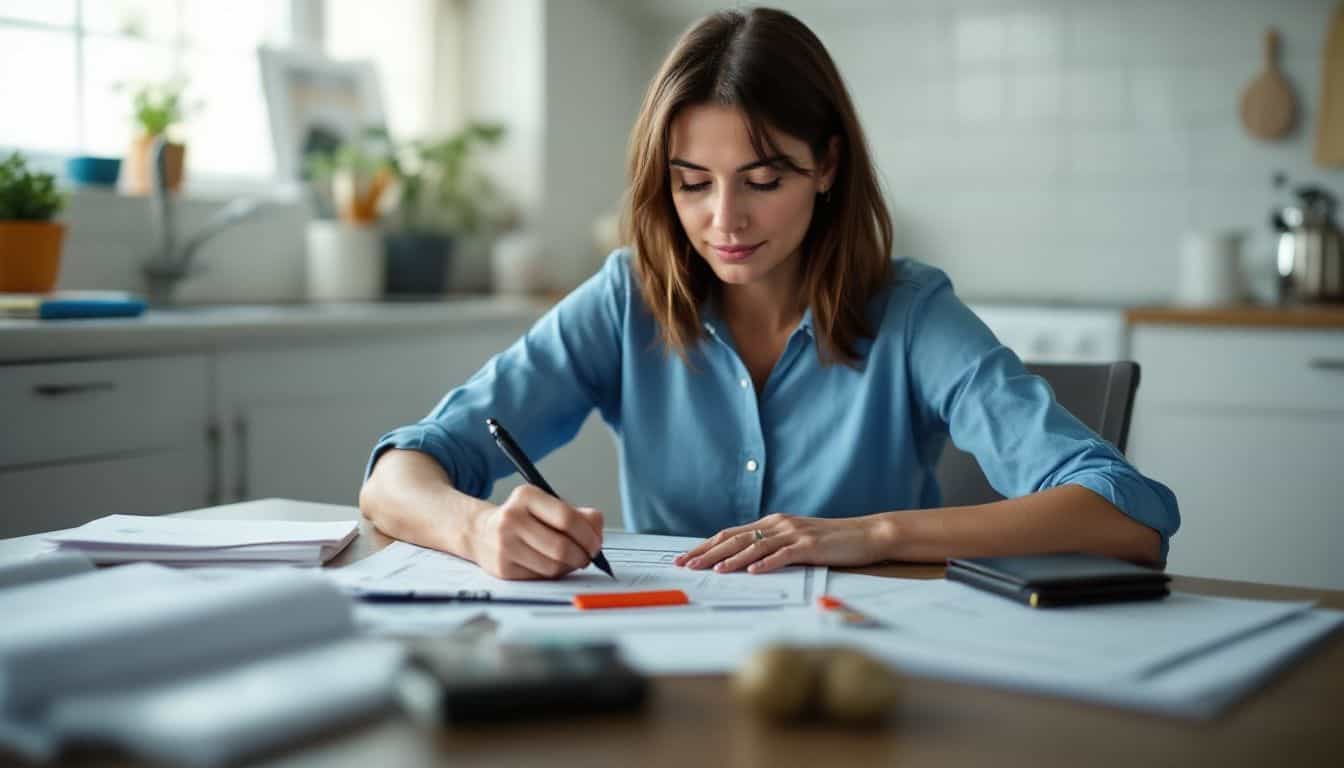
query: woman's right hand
[{"left": 469, "top": 484, "right": 605, "bottom": 580}]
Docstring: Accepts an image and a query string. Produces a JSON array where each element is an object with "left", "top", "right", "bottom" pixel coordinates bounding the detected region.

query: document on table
[
  {"left": 825, "top": 578, "right": 1342, "bottom": 719},
  {"left": 331, "top": 531, "right": 826, "bottom": 607},
  {"left": 845, "top": 578, "right": 1315, "bottom": 681},
  {"left": 45, "top": 514, "right": 358, "bottom": 566}
]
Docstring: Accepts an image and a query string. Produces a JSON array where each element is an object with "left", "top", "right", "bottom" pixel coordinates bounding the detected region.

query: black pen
[
  {"left": 356, "top": 590, "right": 569, "bottom": 606},
  {"left": 485, "top": 417, "right": 616, "bottom": 579}
]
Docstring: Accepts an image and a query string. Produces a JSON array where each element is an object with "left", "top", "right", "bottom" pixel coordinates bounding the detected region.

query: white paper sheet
[
  {"left": 823, "top": 571, "right": 931, "bottom": 602},
  {"left": 498, "top": 605, "right": 824, "bottom": 675},
  {"left": 47, "top": 515, "right": 358, "bottom": 549},
  {"left": 845, "top": 580, "right": 1315, "bottom": 681},
  {"left": 332, "top": 532, "right": 826, "bottom": 607},
  {"left": 45, "top": 515, "right": 358, "bottom": 566},
  {"left": 352, "top": 603, "right": 488, "bottom": 636},
  {"left": 826, "top": 602, "right": 1344, "bottom": 720}
]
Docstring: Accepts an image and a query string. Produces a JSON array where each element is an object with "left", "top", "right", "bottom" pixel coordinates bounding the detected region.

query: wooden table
[{"left": 33, "top": 501, "right": 1344, "bottom": 767}]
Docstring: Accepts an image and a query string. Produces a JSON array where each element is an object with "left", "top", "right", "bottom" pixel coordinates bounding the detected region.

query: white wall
[
  {"left": 461, "top": 0, "right": 654, "bottom": 291},
  {"left": 630, "top": 0, "right": 1344, "bottom": 303},
  {"left": 541, "top": 1, "right": 652, "bottom": 288},
  {"left": 463, "top": 0, "right": 547, "bottom": 224}
]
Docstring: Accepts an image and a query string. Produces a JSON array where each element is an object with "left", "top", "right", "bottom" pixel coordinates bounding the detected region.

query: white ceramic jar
[{"left": 305, "top": 220, "right": 383, "bottom": 302}]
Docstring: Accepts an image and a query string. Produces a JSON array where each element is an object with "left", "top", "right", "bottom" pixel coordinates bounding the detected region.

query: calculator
[{"left": 397, "top": 639, "right": 648, "bottom": 724}]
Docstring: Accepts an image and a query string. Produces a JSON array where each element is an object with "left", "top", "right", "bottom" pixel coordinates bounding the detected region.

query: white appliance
[{"left": 965, "top": 303, "right": 1129, "bottom": 364}]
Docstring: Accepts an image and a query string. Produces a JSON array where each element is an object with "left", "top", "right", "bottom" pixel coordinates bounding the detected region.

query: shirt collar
[{"left": 700, "top": 294, "right": 815, "bottom": 339}]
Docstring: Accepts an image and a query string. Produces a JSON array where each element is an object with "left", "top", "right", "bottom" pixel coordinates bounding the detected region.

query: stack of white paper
[
  {"left": 45, "top": 514, "right": 358, "bottom": 567},
  {"left": 0, "top": 562, "right": 402, "bottom": 766}
]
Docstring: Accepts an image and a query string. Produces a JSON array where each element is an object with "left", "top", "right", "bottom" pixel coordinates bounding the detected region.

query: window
[
  {"left": 0, "top": 0, "right": 443, "bottom": 184},
  {"left": 324, "top": 0, "right": 437, "bottom": 139},
  {"left": 0, "top": 0, "right": 291, "bottom": 179}
]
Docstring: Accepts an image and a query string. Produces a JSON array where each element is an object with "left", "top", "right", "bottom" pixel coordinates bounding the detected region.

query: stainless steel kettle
[{"left": 1274, "top": 186, "right": 1344, "bottom": 303}]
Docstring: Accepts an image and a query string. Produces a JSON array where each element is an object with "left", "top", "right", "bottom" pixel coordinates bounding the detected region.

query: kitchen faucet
[{"left": 141, "top": 137, "right": 268, "bottom": 305}]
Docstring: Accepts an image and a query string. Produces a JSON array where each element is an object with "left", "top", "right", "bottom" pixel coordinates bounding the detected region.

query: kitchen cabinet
[
  {"left": 213, "top": 325, "right": 624, "bottom": 518},
  {"left": 213, "top": 332, "right": 522, "bottom": 506},
  {"left": 0, "top": 307, "right": 626, "bottom": 537},
  {"left": 1128, "top": 325, "right": 1344, "bottom": 589},
  {"left": 0, "top": 355, "right": 212, "bottom": 537}
]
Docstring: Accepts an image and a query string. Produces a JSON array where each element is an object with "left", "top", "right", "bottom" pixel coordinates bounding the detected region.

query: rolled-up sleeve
[
  {"left": 905, "top": 272, "right": 1181, "bottom": 559},
  {"left": 365, "top": 250, "right": 628, "bottom": 499}
]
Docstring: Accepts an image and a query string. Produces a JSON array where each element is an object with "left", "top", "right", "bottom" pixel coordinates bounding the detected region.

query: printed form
[{"left": 332, "top": 531, "right": 825, "bottom": 607}]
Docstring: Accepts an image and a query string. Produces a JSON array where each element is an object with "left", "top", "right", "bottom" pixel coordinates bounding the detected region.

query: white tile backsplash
[
  {"left": 1008, "top": 11, "right": 1062, "bottom": 63},
  {"left": 1063, "top": 70, "right": 1132, "bottom": 126},
  {"left": 955, "top": 73, "right": 1008, "bottom": 124},
  {"left": 954, "top": 13, "right": 1009, "bottom": 63},
  {"left": 780, "top": 0, "right": 1344, "bottom": 302},
  {"left": 1012, "top": 71, "right": 1063, "bottom": 122}
]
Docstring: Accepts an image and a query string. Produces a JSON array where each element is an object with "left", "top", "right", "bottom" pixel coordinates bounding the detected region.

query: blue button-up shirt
[{"left": 369, "top": 250, "right": 1180, "bottom": 557}]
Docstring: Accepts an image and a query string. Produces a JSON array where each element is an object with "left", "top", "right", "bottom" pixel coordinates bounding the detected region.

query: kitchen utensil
[
  {"left": 1274, "top": 186, "right": 1344, "bottom": 303},
  {"left": 1241, "top": 28, "right": 1297, "bottom": 141},
  {"left": 1177, "top": 231, "right": 1247, "bottom": 306},
  {"left": 1316, "top": 2, "right": 1344, "bottom": 166}
]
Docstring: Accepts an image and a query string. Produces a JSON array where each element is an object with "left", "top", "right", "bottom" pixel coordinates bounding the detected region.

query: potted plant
[
  {"left": 301, "top": 131, "right": 396, "bottom": 302},
  {"left": 383, "top": 122, "right": 511, "bottom": 295},
  {"left": 0, "top": 151, "right": 67, "bottom": 292},
  {"left": 304, "top": 129, "right": 395, "bottom": 225},
  {"left": 119, "top": 77, "right": 197, "bottom": 195}
]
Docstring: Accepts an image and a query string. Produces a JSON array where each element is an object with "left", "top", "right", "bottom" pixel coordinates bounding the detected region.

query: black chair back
[{"left": 934, "top": 361, "right": 1141, "bottom": 507}]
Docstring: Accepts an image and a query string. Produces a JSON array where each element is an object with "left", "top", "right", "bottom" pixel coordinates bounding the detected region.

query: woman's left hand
[{"left": 673, "top": 513, "right": 891, "bottom": 574}]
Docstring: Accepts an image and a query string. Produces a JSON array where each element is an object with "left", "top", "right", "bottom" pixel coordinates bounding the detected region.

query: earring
[{"left": 819, "top": 187, "right": 832, "bottom": 203}]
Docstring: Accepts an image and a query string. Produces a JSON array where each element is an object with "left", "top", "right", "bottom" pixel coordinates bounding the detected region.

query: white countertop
[{"left": 0, "top": 296, "right": 550, "bottom": 363}]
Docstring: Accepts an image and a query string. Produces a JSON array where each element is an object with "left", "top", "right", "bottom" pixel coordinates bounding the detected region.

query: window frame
[{"left": 0, "top": 0, "right": 325, "bottom": 190}]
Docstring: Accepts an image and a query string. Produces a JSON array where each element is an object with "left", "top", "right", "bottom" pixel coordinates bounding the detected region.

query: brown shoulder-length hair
[{"left": 622, "top": 6, "right": 892, "bottom": 366}]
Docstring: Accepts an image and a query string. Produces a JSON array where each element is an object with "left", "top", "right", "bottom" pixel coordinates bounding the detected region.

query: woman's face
[{"left": 667, "top": 104, "right": 834, "bottom": 291}]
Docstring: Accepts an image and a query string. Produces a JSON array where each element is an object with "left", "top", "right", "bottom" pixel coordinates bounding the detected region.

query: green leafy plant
[
  {"left": 389, "top": 122, "right": 509, "bottom": 236},
  {"left": 303, "top": 128, "right": 393, "bottom": 182},
  {"left": 0, "top": 152, "right": 65, "bottom": 221},
  {"left": 119, "top": 78, "right": 197, "bottom": 137},
  {"left": 303, "top": 128, "right": 395, "bottom": 221}
]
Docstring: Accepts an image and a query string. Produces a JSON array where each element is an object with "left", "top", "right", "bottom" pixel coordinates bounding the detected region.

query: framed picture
[{"left": 257, "top": 46, "right": 387, "bottom": 180}]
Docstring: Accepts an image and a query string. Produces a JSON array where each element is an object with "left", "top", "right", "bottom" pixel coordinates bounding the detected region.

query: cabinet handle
[
  {"left": 33, "top": 381, "right": 116, "bottom": 397},
  {"left": 1308, "top": 358, "right": 1344, "bottom": 372},
  {"left": 234, "top": 416, "right": 250, "bottom": 501},
  {"left": 205, "top": 421, "right": 222, "bottom": 506}
]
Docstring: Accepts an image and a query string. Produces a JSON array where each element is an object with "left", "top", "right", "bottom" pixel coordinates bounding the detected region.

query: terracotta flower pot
[
  {"left": 0, "top": 220, "right": 66, "bottom": 292},
  {"left": 123, "top": 134, "right": 186, "bottom": 195}
]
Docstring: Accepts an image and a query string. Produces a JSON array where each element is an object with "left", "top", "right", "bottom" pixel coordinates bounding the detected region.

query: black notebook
[{"left": 946, "top": 553, "right": 1171, "bottom": 608}]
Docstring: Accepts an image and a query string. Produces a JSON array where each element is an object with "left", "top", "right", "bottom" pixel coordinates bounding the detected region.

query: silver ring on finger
[{"left": 752, "top": 529, "right": 767, "bottom": 543}]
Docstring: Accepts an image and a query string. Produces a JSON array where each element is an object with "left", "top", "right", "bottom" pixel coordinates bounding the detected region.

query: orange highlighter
[
  {"left": 573, "top": 589, "right": 690, "bottom": 610},
  {"left": 816, "top": 595, "right": 883, "bottom": 628}
]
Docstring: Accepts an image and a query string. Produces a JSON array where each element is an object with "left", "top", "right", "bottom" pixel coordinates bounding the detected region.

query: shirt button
[
  {"left": 739, "top": 377, "right": 750, "bottom": 389},
  {"left": 745, "top": 459, "right": 759, "bottom": 472}
]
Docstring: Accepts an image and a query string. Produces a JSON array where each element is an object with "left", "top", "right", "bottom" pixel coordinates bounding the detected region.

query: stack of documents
[
  {"left": 0, "top": 560, "right": 402, "bottom": 766},
  {"left": 46, "top": 514, "right": 358, "bottom": 567},
  {"left": 331, "top": 531, "right": 826, "bottom": 607}
]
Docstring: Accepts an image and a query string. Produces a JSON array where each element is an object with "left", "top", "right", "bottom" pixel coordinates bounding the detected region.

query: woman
[{"left": 359, "top": 7, "right": 1178, "bottom": 580}]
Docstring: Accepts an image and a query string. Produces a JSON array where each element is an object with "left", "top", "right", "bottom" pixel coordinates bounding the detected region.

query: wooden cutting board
[
  {"left": 1240, "top": 28, "right": 1297, "bottom": 141},
  {"left": 1316, "top": 2, "right": 1344, "bottom": 166}
]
